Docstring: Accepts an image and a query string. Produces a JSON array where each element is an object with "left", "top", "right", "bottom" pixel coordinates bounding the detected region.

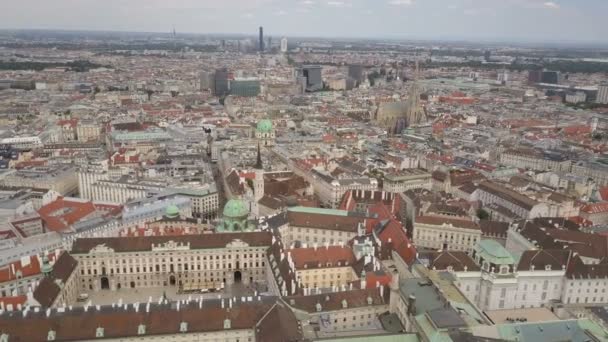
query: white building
[
  {"left": 471, "top": 181, "right": 549, "bottom": 219},
  {"left": 0, "top": 136, "right": 42, "bottom": 149},
  {"left": 280, "top": 37, "right": 288, "bottom": 53},
  {"left": 597, "top": 82, "right": 608, "bottom": 104},
  {"left": 413, "top": 216, "right": 482, "bottom": 253},
  {"left": 71, "top": 232, "right": 274, "bottom": 292},
  {"left": 383, "top": 169, "right": 432, "bottom": 193},
  {"left": 309, "top": 169, "right": 378, "bottom": 209},
  {"left": 421, "top": 241, "right": 570, "bottom": 311}
]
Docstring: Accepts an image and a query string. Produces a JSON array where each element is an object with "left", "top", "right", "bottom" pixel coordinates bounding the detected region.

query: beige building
[
  {"left": 279, "top": 207, "right": 366, "bottom": 248},
  {"left": 413, "top": 216, "right": 482, "bottom": 252},
  {"left": 500, "top": 148, "right": 571, "bottom": 172},
  {"left": 0, "top": 165, "right": 78, "bottom": 196},
  {"left": 308, "top": 170, "right": 378, "bottom": 209},
  {"left": 76, "top": 119, "right": 102, "bottom": 142},
  {"left": 289, "top": 246, "right": 357, "bottom": 289},
  {"left": 71, "top": 233, "right": 273, "bottom": 292},
  {"left": 383, "top": 168, "right": 432, "bottom": 193},
  {"left": 471, "top": 181, "right": 549, "bottom": 219},
  {"left": 285, "top": 288, "right": 389, "bottom": 337}
]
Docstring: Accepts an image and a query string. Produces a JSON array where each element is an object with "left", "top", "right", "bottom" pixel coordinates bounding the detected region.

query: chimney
[{"left": 407, "top": 295, "right": 417, "bottom": 315}]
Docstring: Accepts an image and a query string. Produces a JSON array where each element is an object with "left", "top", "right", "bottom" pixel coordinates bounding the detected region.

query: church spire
[{"left": 255, "top": 143, "right": 263, "bottom": 169}]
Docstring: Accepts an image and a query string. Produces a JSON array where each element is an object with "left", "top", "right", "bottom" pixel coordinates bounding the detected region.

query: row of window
[{"left": 80, "top": 262, "right": 266, "bottom": 275}]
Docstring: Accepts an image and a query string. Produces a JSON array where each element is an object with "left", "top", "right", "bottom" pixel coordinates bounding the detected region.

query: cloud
[
  {"left": 326, "top": 1, "right": 350, "bottom": 8},
  {"left": 241, "top": 13, "right": 254, "bottom": 19},
  {"left": 300, "top": 0, "right": 315, "bottom": 5},
  {"left": 274, "top": 9, "right": 288, "bottom": 16},
  {"left": 543, "top": 1, "right": 560, "bottom": 9},
  {"left": 389, "top": 0, "right": 414, "bottom": 6}
]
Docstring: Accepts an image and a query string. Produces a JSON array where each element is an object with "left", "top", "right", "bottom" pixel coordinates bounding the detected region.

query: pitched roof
[
  {"left": 32, "top": 252, "right": 78, "bottom": 308},
  {"left": 0, "top": 298, "right": 281, "bottom": 341},
  {"left": 289, "top": 246, "right": 355, "bottom": 270},
  {"left": 479, "top": 220, "right": 509, "bottom": 238},
  {"left": 567, "top": 255, "right": 608, "bottom": 279},
  {"left": 255, "top": 301, "right": 302, "bottom": 342},
  {"left": 416, "top": 216, "right": 480, "bottom": 230},
  {"left": 478, "top": 181, "right": 538, "bottom": 211},
  {"left": 517, "top": 249, "right": 571, "bottom": 271},
  {"left": 287, "top": 210, "right": 364, "bottom": 232},
  {"left": 418, "top": 251, "right": 480, "bottom": 272},
  {"left": 0, "top": 253, "right": 58, "bottom": 284},
  {"left": 37, "top": 197, "right": 98, "bottom": 232},
  {"left": 284, "top": 287, "right": 388, "bottom": 313},
  {"left": 72, "top": 232, "right": 273, "bottom": 254},
  {"left": 375, "top": 219, "right": 416, "bottom": 265}
]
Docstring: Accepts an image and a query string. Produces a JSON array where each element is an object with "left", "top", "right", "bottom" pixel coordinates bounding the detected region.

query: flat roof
[
  {"left": 287, "top": 206, "right": 350, "bottom": 217},
  {"left": 485, "top": 307, "right": 559, "bottom": 324}
]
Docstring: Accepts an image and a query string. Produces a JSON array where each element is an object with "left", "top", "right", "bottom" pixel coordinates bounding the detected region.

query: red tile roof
[
  {"left": 581, "top": 202, "right": 608, "bottom": 214},
  {"left": 289, "top": 246, "right": 355, "bottom": 270},
  {"left": 0, "top": 252, "right": 58, "bottom": 283},
  {"left": 38, "top": 197, "right": 97, "bottom": 232},
  {"left": 0, "top": 295, "right": 27, "bottom": 308},
  {"left": 377, "top": 219, "right": 416, "bottom": 264}
]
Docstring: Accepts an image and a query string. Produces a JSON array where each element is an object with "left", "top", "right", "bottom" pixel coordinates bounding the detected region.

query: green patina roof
[
  {"left": 475, "top": 240, "right": 515, "bottom": 265},
  {"left": 165, "top": 205, "right": 180, "bottom": 218},
  {"left": 256, "top": 119, "right": 273, "bottom": 133},
  {"left": 41, "top": 255, "right": 52, "bottom": 274},
  {"left": 223, "top": 199, "right": 249, "bottom": 218},
  {"left": 287, "top": 206, "right": 350, "bottom": 216},
  {"left": 496, "top": 319, "right": 608, "bottom": 342}
]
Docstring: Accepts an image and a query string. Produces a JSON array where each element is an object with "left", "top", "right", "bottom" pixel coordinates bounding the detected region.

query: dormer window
[
  {"left": 545, "top": 265, "right": 552, "bottom": 271},
  {"left": 500, "top": 266, "right": 509, "bottom": 274}
]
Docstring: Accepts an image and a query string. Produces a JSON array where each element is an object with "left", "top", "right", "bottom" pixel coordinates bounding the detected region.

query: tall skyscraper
[
  {"left": 528, "top": 70, "right": 542, "bottom": 84},
  {"left": 280, "top": 37, "right": 288, "bottom": 53},
  {"left": 541, "top": 71, "right": 560, "bottom": 84},
  {"left": 597, "top": 82, "right": 608, "bottom": 104},
  {"left": 199, "top": 70, "right": 215, "bottom": 91},
  {"left": 259, "top": 26, "right": 264, "bottom": 53},
  {"left": 214, "top": 68, "right": 230, "bottom": 97},
  {"left": 348, "top": 65, "right": 364, "bottom": 84},
  {"left": 295, "top": 65, "right": 323, "bottom": 92}
]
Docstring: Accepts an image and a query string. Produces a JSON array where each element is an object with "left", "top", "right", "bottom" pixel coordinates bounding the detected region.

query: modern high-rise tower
[
  {"left": 280, "top": 37, "right": 288, "bottom": 53},
  {"left": 259, "top": 26, "right": 264, "bottom": 52}
]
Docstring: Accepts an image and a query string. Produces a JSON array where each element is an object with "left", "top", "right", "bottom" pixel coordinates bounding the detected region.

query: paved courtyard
[{"left": 72, "top": 282, "right": 263, "bottom": 307}]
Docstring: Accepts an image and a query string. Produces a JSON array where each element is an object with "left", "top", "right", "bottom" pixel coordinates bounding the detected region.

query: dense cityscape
[{"left": 0, "top": 10, "right": 608, "bottom": 341}]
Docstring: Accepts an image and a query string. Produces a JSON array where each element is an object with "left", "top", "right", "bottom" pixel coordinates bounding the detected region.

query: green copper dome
[
  {"left": 256, "top": 119, "right": 273, "bottom": 133},
  {"left": 223, "top": 199, "right": 249, "bottom": 218},
  {"left": 165, "top": 205, "right": 180, "bottom": 218}
]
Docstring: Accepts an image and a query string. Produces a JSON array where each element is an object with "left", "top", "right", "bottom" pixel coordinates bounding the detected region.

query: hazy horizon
[{"left": 1, "top": 0, "right": 607, "bottom": 45}]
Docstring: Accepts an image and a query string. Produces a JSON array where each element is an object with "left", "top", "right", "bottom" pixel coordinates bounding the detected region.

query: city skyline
[{"left": 1, "top": 0, "right": 607, "bottom": 44}]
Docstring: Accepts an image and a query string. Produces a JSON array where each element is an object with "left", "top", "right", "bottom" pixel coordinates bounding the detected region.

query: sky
[{"left": 0, "top": 0, "right": 606, "bottom": 43}]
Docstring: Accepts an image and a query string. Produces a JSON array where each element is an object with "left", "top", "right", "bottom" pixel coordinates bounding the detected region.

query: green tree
[
  {"left": 246, "top": 178, "right": 254, "bottom": 192},
  {"left": 477, "top": 209, "right": 490, "bottom": 220}
]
